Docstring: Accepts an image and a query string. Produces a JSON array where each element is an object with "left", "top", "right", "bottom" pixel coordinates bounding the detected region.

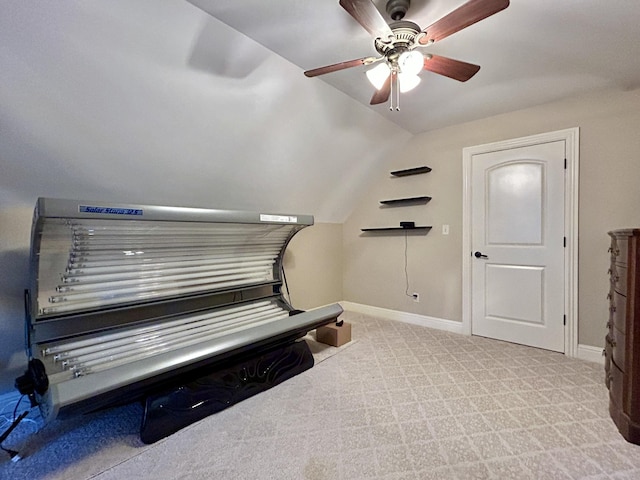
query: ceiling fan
[{"left": 304, "top": 0, "right": 510, "bottom": 110}]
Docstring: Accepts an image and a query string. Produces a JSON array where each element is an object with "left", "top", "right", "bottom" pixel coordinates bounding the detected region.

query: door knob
[{"left": 474, "top": 251, "right": 488, "bottom": 259}]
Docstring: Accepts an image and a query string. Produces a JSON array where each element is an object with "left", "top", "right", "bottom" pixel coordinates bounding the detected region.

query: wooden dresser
[{"left": 606, "top": 229, "right": 640, "bottom": 444}]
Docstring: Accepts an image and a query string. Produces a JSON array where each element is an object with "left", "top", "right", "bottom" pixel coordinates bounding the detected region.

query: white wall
[
  {"left": 0, "top": 206, "right": 33, "bottom": 391},
  {"left": 0, "top": 0, "right": 410, "bottom": 218},
  {"left": 343, "top": 87, "right": 640, "bottom": 349},
  {"left": 0, "top": 0, "right": 409, "bottom": 393},
  {"left": 284, "top": 223, "right": 343, "bottom": 311}
]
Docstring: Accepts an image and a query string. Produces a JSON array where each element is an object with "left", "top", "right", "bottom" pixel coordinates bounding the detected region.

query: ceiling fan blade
[
  {"left": 370, "top": 73, "right": 391, "bottom": 105},
  {"left": 419, "top": 0, "right": 509, "bottom": 45},
  {"left": 340, "top": 0, "right": 394, "bottom": 41},
  {"left": 423, "top": 54, "right": 481, "bottom": 82},
  {"left": 304, "top": 57, "right": 372, "bottom": 77}
]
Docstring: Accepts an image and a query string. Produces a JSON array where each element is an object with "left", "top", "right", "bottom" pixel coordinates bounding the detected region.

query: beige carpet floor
[{"left": 1, "top": 311, "right": 639, "bottom": 479}]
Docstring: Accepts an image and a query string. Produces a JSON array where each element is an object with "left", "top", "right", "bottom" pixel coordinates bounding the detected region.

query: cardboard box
[{"left": 316, "top": 322, "right": 351, "bottom": 347}]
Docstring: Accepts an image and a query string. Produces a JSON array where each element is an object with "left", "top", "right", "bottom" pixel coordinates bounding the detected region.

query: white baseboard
[
  {"left": 576, "top": 344, "right": 605, "bottom": 365},
  {"left": 340, "top": 301, "right": 464, "bottom": 335}
]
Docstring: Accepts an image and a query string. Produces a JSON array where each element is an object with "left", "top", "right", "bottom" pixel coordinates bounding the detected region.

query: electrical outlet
[
  {"left": 442, "top": 224, "right": 450, "bottom": 235},
  {"left": 412, "top": 293, "right": 419, "bottom": 303}
]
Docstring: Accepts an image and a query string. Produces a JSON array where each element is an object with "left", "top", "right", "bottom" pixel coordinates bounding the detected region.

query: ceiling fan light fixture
[
  {"left": 366, "top": 62, "right": 391, "bottom": 90},
  {"left": 398, "top": 72, "right": 421, "bottom": 93},
  {"left": 304, "top": 0, "right": 511, "bottom": 111},
  {"left": 398, "top": 50, "right": 423, "bottom": 76}
]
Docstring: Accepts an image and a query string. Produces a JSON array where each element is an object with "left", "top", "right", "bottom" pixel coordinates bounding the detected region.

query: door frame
[{"left": 462, "top": 128, "right": 580, "bottom": 356}]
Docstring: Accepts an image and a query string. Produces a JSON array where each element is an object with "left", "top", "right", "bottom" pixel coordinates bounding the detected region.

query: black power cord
[
  {"left": 0, "top": 402, "right": 29, "bottom": 462},
  {"left": 4, "top": 359, "right": 50, "bottom": 462}
]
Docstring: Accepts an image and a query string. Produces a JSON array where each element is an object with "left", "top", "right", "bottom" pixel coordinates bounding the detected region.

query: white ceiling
[
  {"left": 2, "top": 0, "right": 639, "bottom": 223},
  {"left": 188, "top": 0, "right": 640, "bottom": 134},
  {"left": 0, "top": 0, "right": 410, "bottom": 223}
]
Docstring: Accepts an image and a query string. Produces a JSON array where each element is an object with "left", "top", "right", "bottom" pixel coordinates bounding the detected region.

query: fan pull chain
[
  {"left": 389, "top": 70, "right": 394, "bottom": 111},
  {"left": 389, "top": 69, "right": 400, "bottom": 111}
]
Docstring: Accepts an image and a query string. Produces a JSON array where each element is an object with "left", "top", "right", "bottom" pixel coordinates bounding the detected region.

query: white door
[{"left": 470, "top": 141, "right": 565, "bottom": 352}]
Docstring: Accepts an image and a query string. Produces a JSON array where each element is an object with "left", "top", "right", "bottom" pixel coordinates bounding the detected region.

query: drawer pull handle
[
  {"left": 607, "top": 293, "right": 612, "bottom": 300},
  {"left": 602, "top": 349, "right": 607, "bottom": 357},
  {"left": 608, "top": 268, "right": 612, "bottom": 275}
]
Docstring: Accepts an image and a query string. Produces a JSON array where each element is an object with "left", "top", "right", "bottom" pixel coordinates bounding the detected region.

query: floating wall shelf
[
  {"left": 362, "top": 166, "right": 432, "bottom": 233},
  {"left": 390, "top": 166, "right": 432, "bottom": 177},
  {"left": 361, "top": 226, "right": 432, "bottom": 232},
  {"left": 380, "top": 196, "right": 431, "bottom": 206}
]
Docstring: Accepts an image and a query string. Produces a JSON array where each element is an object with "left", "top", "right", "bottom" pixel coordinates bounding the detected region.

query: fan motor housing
[
  {"left": 386, "top": 0, "right": 411, "bottom": 21},
  {"left": 374, "top": 20, "right": 421, "bottom": 57}
]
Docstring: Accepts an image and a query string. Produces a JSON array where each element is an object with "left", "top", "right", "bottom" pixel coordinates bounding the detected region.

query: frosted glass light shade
[
  {"left": 398, "top": 50, "right": 424, "bottom": 76},
  {"left": 398, "top": 73, "right": 421, "bottom": 93},
  {"left": 366, "top": 63, "right": 391, "bottom": 90}
]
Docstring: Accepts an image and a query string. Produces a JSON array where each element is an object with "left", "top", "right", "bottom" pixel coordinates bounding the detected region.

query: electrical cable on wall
[{"left": 404, "top": 230, "right": 413, "bottom": 299}]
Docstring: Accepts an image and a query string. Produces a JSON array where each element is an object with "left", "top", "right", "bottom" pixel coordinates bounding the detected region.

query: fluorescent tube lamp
[
  {"left": 43, "top": 275, "right": 272, "bottom": 315},
  {"left": 65, "top": 254, "right": 277, "bottom": 277},
  {"left": 37, "top": 218, "right": 299, "bottom": 316},
  {"left": 68, "top": 248, "right": 281, "bottom": 268},
  {"left": 366, "top": 62, "right": 391, "bottom": 90},
  {"left": 44, "top": 301, "right": 274, "bottom": 356},
  {"left": 44, "top": 299, "right": 291, "bottom": 382},
  {"left": 63, "top": 259, "right": 275, "bottom": 284}
]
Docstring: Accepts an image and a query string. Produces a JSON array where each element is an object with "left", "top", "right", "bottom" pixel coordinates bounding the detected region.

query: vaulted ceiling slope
[
  {"left": 0, "top": 0, "right": 410, "bottom": 223},
  {"left": 190, "top": 0, "right": 640, "bottom": 134}
]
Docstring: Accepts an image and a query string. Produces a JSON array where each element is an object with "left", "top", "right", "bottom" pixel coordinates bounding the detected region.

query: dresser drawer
[
  {"left": 610, "top": 264, "right": 627, "bottom": 296},
  {"left": 604, "top": 340, "right": 612, "bottom": 388},
  {"left": 607, "top": 328, "right": 625, "bottom": 371},
  {"left": 611, "top": 291, "right": 627, "bottom": 333},
  {"left": 609, "top": 361, "right": 624, "bottom": 411},
  {"left": 610, "top": 237, "right": 623, "bottom": 263},
  {"left": 616, "top": 236, "right": 629, "bottom": 266}
]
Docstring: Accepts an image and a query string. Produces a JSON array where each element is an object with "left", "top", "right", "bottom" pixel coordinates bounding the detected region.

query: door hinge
[
  {"left": 564, "top": 158, "right": 567, "bottom": 169},
  {"left": 563, "top": 315, "right": 566, "bottom": 326},
  {"left": 563, "top": 236, "right": 566, "bottom": 247}
]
